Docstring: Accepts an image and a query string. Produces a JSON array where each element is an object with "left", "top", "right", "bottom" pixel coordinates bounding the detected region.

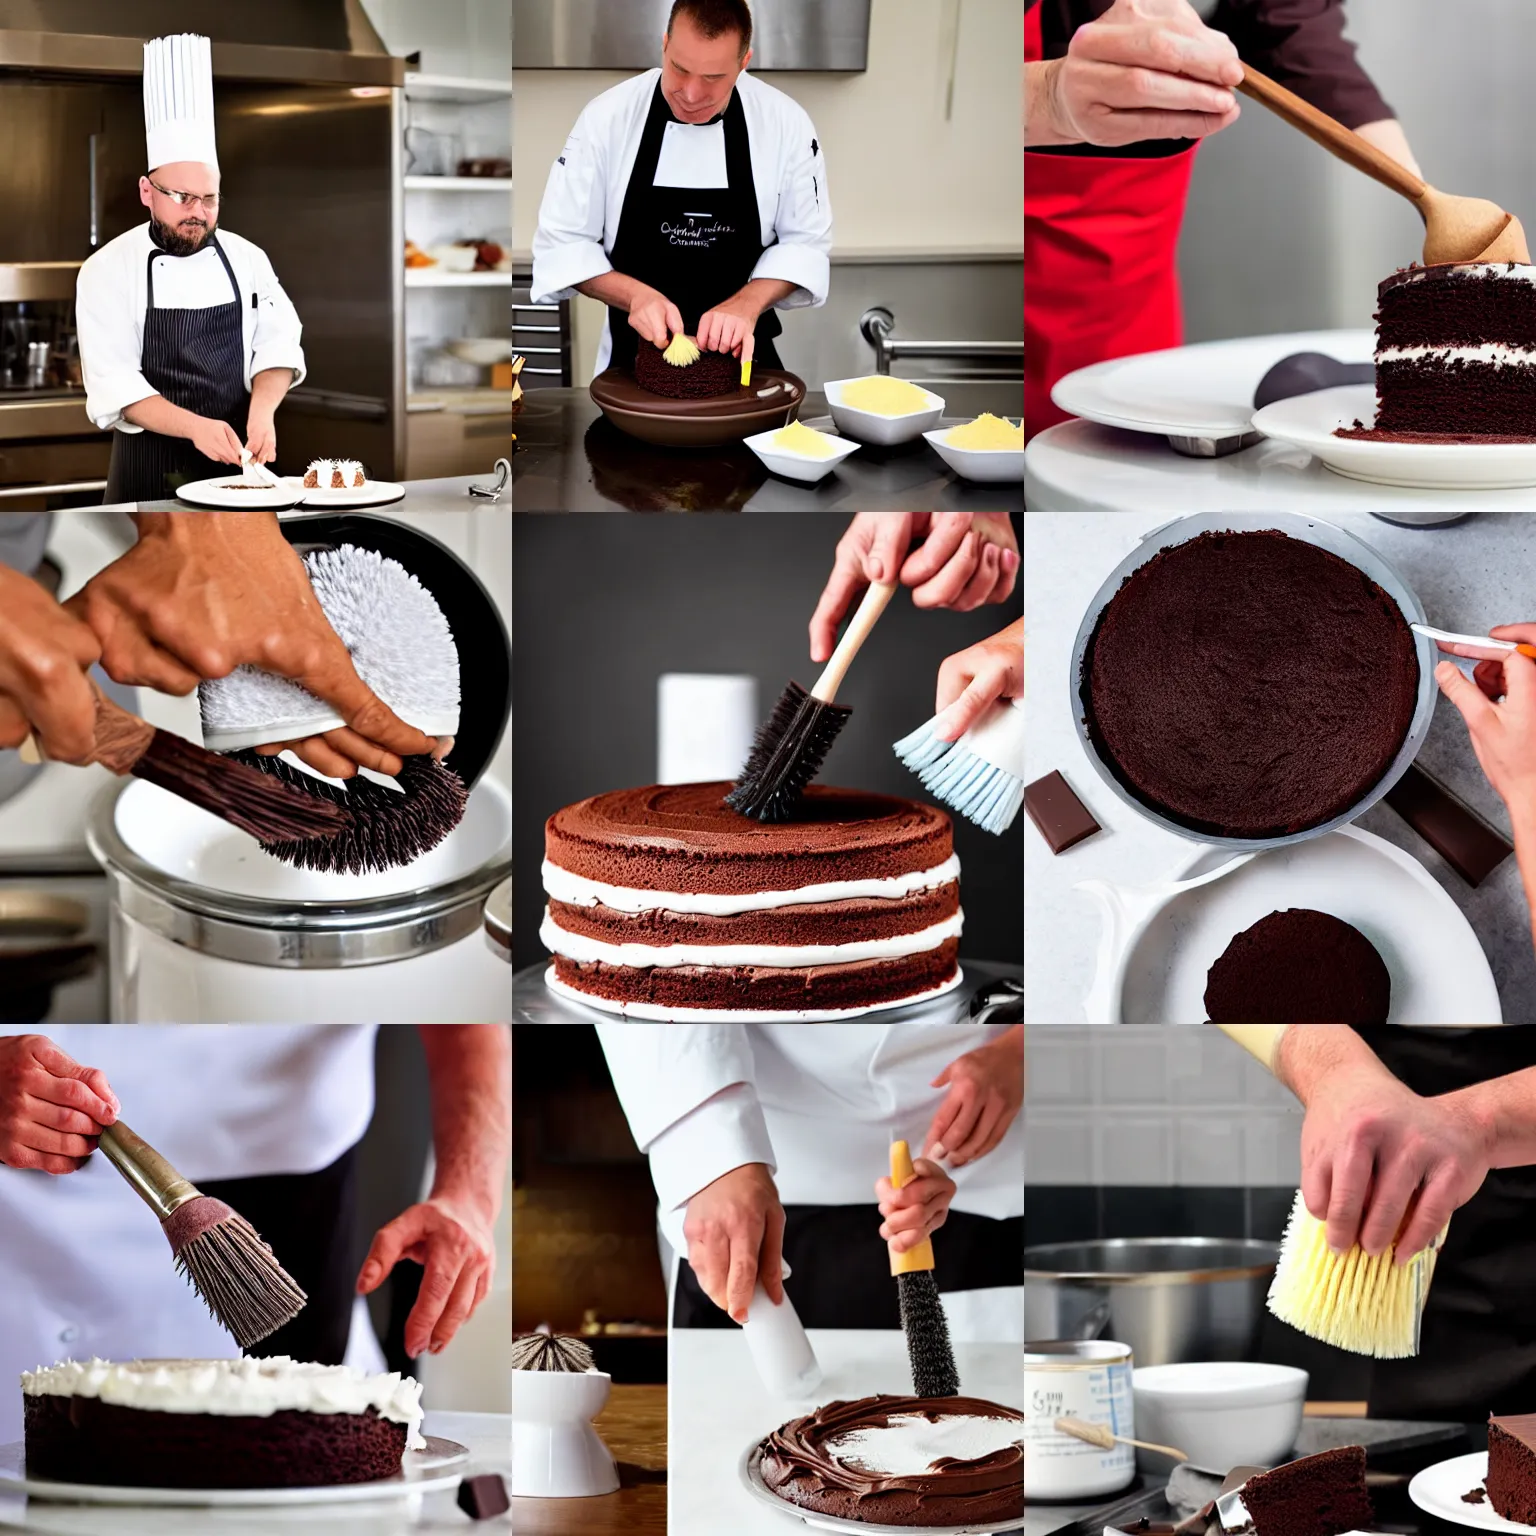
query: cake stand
[{"left": 589, "top": 366, "right": 807, "bottom": 447}]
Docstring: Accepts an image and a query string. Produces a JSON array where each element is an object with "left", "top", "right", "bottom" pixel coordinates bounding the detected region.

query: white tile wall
[{"left": 1025, "top": 1027, "right": 1303, "bottom": 1187}]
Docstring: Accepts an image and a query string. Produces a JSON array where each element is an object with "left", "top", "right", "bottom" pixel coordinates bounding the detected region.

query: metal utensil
[
  {"left": 469, "top": 458, "right": 511, "bottom": 500},
  {"left": 967, "top": 975, "right": 1021, "bottom": 1021}
]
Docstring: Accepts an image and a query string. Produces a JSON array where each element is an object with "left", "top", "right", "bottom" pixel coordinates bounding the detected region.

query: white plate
[
  {"left": 1109, "top": 826, "right": 1501, "bottom": 1024},
  {"left": 1409, "top": 1452, "right": 1532, "bottom": 1532},
  {"left": 1052, "top": 329, "right": 1374, "bottom": 438},
  {"left": 735, "top": 1438, "right": 1021, "bottom": 1535},
  {"left": 295, "top": 477, "right": 408, "bottom": 507},
  {"left": 922, "top": 428, "right": 1023, "bottom": 484},
  {"left": 0, "top": 1435, "right": 468, "bottom": 1506},
  {"left": 174, "top": 475, "right": 304, "bottom": 509},
  {"left": 823, "top": 377, "right": 946, "bottom": 446},
  {"left": 1252, "top": 385, "right": 1536, "bottom": 489},
  {"left": 743, "top": 426, "right": 861, "bottom": 483}
]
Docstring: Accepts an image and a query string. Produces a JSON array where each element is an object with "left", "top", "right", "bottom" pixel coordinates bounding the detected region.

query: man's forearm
[
  {"left": 576, "top": 270, "right": 650, "bottom": 311},
  {"left": 249, "top": 366, "right": 294, "bottom": 419},
  {"left": 1273, "top": 1026, "right": 1395, "bottom": 1102},
  {"left": 120, "top": 393, "right": 202, "bottom": 441},
  {"left": 1509, "top": 803, "right": 1536, "bottom": 960},
  {"left": 1026, "top": 58, "right": 1071, "bottom": 147},
  {"left": 730, "top": 277, "right": 796, "bottom": 316},
  {"left": 1447, "top": 1066, "right": 1536, "bottom": 1169},
  {"left": 418, "top": 1025, "right": 510, "bottom": 1224}
]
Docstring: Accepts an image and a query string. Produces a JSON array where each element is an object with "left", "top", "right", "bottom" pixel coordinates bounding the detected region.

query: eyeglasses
[{"left": 146, "top": 176, "right": 220, "bottom": 211}]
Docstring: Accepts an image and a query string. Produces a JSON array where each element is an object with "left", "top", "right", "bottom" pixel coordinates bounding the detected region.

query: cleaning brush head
[
  {"left": 512, "top": 1333, "right": 596, "bottom": 1372},
  {"left": 663, "top": 332, "right": 701, "bottom": 367},
  {"left": 725, "top": 681, "right": 852, "bottom": 823},
  {"left": 898, "top": 1269, "right": 960, "bottom": 1397},
  {"left": 893, "top": 698, "right": 1023, "bottom": 836}
]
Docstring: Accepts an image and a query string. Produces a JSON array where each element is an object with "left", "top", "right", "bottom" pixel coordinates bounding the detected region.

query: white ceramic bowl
[
  {"left": 511, "top": 1369, "right": 619, "bottom": 1498},
  {"left": 743, "top": 425, "right": 860, "bottom": 483},
  {"left": 1131, "top": 1361, "right": 1308, "bottom": 1471},
  {"left": 823, "top": 376, "right": 945, "bottom": 446},
  {"left": 923, "top": 425, "right": 1024, "bottom": 484},
  {"left": 447, "top": 337, "right": 514, "bottom": 365}
]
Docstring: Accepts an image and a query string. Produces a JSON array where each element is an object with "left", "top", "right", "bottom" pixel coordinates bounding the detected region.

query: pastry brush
[
  {"left": 888, "top": 1138, "right": 959, "bottom": 1398},
  {"left": 894, "top": 696, "right": 1023, "bottom": 835},
  {"left": 1215, "top": 1025, "right": 1448, "bottom": 1357},
  {"left": 726, "top": 580, "right": 896, "bottom": 822},
  {"left": 97, "top": 1120, "right": 307, "bottom": 1348}
]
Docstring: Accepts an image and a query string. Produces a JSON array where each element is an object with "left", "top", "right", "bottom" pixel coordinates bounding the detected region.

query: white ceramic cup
[{"left": 511, "top": 1368, "right": 620, "bottom": 1499}]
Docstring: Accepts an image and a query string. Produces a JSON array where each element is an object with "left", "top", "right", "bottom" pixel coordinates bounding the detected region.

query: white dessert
[{"left": 825, "top": 1412, "right": 1022, "bottom": 1476}]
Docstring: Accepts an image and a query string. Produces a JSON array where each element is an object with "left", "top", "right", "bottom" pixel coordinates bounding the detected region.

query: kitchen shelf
[
  {"left": 404, "top": 176, "right": 512, "bottom": 191},
  {"left": 405, "top": 270, "right": 512, "bottom": 287},
  {"left": 402, "top": 72, "right": 512, "bottom": 104}
]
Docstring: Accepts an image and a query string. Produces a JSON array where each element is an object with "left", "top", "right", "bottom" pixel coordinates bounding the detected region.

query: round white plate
[
  {"left": 1252, "top": 385, "right": 1536, "bottom": 489},
  {"left": 0, "top": 1435, "right": 467, "bottom": 1506},
  {"left": 1052, "top": 329, "right": 1374, "bottom": 438},
  {"left": 1409, "top": 1452, "right": 1532, "bottom": 1532},
  {"left": 736, "top": 1439, "right": 1022, "bottom": 1536},
  {"left": 174, "top": 475, "right": 304, "bottom": 509},
  {"left": 297, "top": 478, "right": 408, "bottom": 508},
  {"left": 1115, "top": 826, "right": 1501, "bottom": 1025}
]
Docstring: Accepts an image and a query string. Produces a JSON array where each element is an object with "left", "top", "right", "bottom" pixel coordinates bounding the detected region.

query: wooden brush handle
[
  {"left": 20, "top": 686, "right": 153, "bottom": 775},
  {"left": 1053, "top": 1415, "right": 1188, "bottom": 1461},
  {"left": 888, "top": 1139, "right": 937, "bottom": 1276},
  {"left": 813, "top": 581, "right": 896, "bottom": 704}
]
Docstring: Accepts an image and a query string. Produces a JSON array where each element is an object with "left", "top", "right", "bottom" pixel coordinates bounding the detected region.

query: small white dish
[
  {"left": 743, "top": 425, "right": 860, "bottom": 483},
  {"left": 1409, "top": 1452, "right": 1528, "bottom": 1532},
  {"left": 824, "top": 376, "right": 945, "bottom": 446},
  {"left": 923, "top": 426, "right": 1024, "bottom": 485},
  {"left": 1131, "top": 1362, "right": 1307, "bottom": 1472},
  {"left": 512, "top": 1368, "right": 618, "bottom": 1498}
]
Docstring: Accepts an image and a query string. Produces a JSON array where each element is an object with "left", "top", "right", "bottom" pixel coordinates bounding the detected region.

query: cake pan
[{"left": 1070, "top": 512, "right": 1438, "bottom": 851}]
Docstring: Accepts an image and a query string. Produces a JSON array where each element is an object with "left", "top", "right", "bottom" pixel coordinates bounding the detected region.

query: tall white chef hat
[{"left": 143, "top": 34, "right": 219, "bottom": 174}]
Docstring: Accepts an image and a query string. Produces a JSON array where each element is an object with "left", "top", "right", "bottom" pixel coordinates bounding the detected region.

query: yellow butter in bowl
[
  {"left": 838, "top": 377, "right": 933, "bottom": 416},
  {"left": 945, "top": 413, "right": 1024, "bottom": 451},
  {"left": 771, "top": 420, "right": 839, "bottom": 459}
]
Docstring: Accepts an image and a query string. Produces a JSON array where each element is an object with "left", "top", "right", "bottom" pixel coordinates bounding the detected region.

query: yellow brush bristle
[
  {"left": 663, "top": 333, "right": 700, "bottom": 367},
  {"left": 1267, "top": 1190, "right": 1446, "bottom": 1358}
]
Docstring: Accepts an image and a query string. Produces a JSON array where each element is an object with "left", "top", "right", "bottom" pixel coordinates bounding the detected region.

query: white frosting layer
[
  {"left": 21, "top": 1357, "right": 425, "bottom": 1449},
  {"left": 1392, "top": 263, "right": 1536, "bottom": 284},
  {"left": 541, "top": 854, "right": 961, "bottom": 915},
  {"left": 540, "top": 907, "right": 962, "bottom": 968},
  {"left": 1378, "top": 343, "right": 1536, "bottom": 366},
  {"left": 827, "top": 1413, "right": 1023, "bottom": 1476}
]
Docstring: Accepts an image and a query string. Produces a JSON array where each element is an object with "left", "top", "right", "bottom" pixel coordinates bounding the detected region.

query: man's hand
[
  {"left": 923, "top": 1024, "right": 1023, "bottom": 1167},
  {"left": 0, "top": 568, "right": 102, "bottom": 764},
  {"left": 933, "top": 617, "right": 1024, "bottom": 742},
  {"left": 245, "top": 410, "right": 277, "bottom": 466},
  {"left": 188, "top": 415, "right": 245, "bottom": 466},
  {"left": 875, "top": 1158, "right": 957, "bottom": 1253},
  {"left": 697, "top": 290, "right": 761, "bottom": 358},
  {"left": 356, "top": 1194, "right": 496, "bottom": 1357},
  {"left": 682, "top": 1162, "right": 785, "bottom": 1324},
  {"left": 1036, "top": 0, "right": 1242, "bottom": 148},
  {"left": 810, "top": 514, "right": 1019, "bottom": 663},
  {"left": 0, "top": 1034, "right": 119, "bottom": 1175},
  {"left": 67, "top": 512, "right": 434, "bottom": 778},
  {"left": 627, "top": 283, "right": 687, "bottom": 350}
]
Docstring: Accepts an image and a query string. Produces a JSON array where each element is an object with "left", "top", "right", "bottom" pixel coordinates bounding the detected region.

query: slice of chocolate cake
[
  {"left": 1240, "top": 1446, "right": 1373, "bottom": 1536},
  {"left": 1205, "top": 909, "right": 1391, "bottom": 1024},
  {"left": 1488, "top": 1413, "right": 1536, "bottom": 1525}
]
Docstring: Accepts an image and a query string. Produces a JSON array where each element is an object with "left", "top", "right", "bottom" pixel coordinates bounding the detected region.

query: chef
[
  {"left": 596, "top": 1024, "right": 1022, "bottom": 1336},
  {"left": 75, "top": 34, "right": 306, "bottom": 504},
  {"left": 530, "top": 0, "right": 832, "bottom": 377}
]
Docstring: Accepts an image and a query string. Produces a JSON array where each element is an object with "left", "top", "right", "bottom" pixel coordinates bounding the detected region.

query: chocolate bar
[
  {"left": 1384, "top": 763, "right": 1512, "bottom": 886},
  {"left": 1024, "top": 770, "right": 1101, "bottom": 854},
  {"left": 456, "top": 1473, "right": 511, "bottom": 1519}
]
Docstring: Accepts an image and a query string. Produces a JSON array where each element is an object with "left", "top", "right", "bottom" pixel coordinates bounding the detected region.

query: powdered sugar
[{"left": 825, "top": 1413, "right": 1022, "bottom": 1476}]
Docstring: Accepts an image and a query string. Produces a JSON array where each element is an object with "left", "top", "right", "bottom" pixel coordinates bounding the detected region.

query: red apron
[{"left": 1025, "top": 3, "right": 1198, "bottom": 436}]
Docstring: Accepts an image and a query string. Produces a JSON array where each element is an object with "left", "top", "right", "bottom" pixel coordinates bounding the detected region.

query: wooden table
[{"left": 515, "top": 1382, "right": 667, "bottom": 1535}]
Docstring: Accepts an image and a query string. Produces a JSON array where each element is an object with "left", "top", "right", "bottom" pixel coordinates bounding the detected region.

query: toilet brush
[
  {"left": 98, "top": 1121, "right": 307, "bottom": 1349},
  {"left": 888, "top": 1139, "right": 959, "bottom": 1398}
]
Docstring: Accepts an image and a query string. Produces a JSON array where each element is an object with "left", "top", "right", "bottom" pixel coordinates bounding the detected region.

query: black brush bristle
[
  {"left": 897, "top": 1269, "right": 960, "bottom": 1397},
  {"left": 725, "top": 681, "right": 852, "bottom": 822},
  {"left": 228, "top": 751, "right": 469, "bottom": 875}
]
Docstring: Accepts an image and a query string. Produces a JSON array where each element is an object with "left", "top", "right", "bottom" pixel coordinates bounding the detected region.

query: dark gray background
[{"left": 513, "top": 514, "right": 1023, "bottom": 968}]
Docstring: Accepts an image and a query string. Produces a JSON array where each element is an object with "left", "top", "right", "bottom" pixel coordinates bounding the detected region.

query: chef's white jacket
[
  {"left": 531, "top": 67, "right": 833, "bottom": 374},
  {"left": 75, "top": 223, "right": 308, "bottom": 434},
  {"left": 0, "top": 1025, "right": 375, "bottom": 1442}
]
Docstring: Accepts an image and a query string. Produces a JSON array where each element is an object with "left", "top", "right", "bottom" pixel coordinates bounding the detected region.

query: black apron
[
  {"left": 1355, "top": 1027, "right": 1536, "bottom": 1421},
  {"left": 606, "top": 81, "right": 784, "bottom": 377},
  {"left": 103, "top": 235, "right": 251, "bottom": 505},
  {"left": 673, "top": 1206, "right": 1024, "bottom": 1327}
]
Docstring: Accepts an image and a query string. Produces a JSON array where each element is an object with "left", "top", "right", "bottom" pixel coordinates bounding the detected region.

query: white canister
[
  {"left": 1024, "top": 1339, "right": 1135, "bottom": 1501},
  {"left": 657, "top": 673, "right": 758, "bottom": 784}
]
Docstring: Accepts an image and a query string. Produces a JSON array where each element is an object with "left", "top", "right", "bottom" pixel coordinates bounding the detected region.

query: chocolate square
[{"left": 1024, "top": 771, "right": 1101, "bottom": 854}]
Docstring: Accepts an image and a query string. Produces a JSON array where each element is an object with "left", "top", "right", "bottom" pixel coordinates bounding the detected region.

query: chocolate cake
[
  {"left": 757, "top": 1395, "right": 1022, "bottom": 1528},
  {"left": 21, "top": 1357, "right": 424, "bottom": 1490},
  {"left": 540, "top": 782, "right": 963, "bottom": 1018},
  {"left": 633, "top": 337, "right": 738, "bottom": 399},
  {"left": 1082, "top": 529, "right": 1419, "bottom": 838},
  {"left": 1336, "top": 262, "right": 1536, "bottom": 441},
  {"left": 1205, "top": 909, "right": 1391, "bottom": 1024},
  {"left": 1487, "top": 1412, "right": 1536, "bottom": 1524},
  {"left": 1240, "top": 1445, "right": 1373, "bottom": 1536}
]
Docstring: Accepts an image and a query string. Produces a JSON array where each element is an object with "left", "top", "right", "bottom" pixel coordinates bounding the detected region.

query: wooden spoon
[{"left": 1237, "top": 64, "right": 1529, "bottom": 265}]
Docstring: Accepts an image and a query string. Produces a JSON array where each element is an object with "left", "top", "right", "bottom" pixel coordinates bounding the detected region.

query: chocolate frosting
[{"left": 758, "top": 1394, "right": 1022, "bottom": 1527}]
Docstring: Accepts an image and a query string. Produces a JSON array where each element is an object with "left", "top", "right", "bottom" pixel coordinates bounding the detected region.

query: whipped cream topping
[
  {"left": 541, "top": 854, "right": 961, "bottom": 915},
  {"left": 826, "top": 1413, "right": 1024, "bottom": 1475},
  {"left": 1392, "top": 262, "right": 1536, "bottom": 284},
  {"left": 1378, "top": 343, "right": 1536, "bottom": 366},
  {"left": 21, "top": 1357, "right": 425, "bottom": 1449}
]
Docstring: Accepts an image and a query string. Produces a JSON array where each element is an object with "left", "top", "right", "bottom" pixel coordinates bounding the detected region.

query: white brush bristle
[{"left": 893, "top": 717, "right": 1023, "bottom": 835}]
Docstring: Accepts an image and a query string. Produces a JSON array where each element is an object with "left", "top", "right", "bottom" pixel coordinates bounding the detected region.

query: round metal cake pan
[
  {"left": 1069, "top": 512, "right": 1437, "bottom": 851},
  {"left": 589, "top": 366, "right": 807, "bottom": 447}
]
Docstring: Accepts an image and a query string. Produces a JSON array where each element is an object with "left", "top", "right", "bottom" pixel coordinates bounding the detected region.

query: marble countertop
[
  {"left": 1024, "top": 512, "right": 1536, "bottom": 1025},
  {"left": 0, "top": 1410, "right": 509, "bottom": 1535}
]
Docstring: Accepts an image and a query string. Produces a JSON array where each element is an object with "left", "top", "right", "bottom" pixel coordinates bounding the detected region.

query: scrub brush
[
  {"left": 98, "top": 1120, "right": 307, "bottom": 1349},
  {"left": 512, "top": 1333, "right": 596, "bottom": 1372},
  {"left": 894, "top": 696, "right": 1023, "bottom": 835},
  {"left": 726, "top": 581, "right": 896, "bottom": 822},
  {"left": 199, "top": 543, "right": 467, "bottom": 875},
  {"left": 888, "top": 1138, "right": 960, "bottom": 1398},
  {"left": 664, "top": 333, "right": 701, "bottom": 367}
]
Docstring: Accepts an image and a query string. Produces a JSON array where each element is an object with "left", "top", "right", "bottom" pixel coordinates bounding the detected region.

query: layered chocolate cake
[
  {"left": 1337, "top": 262, "right": 1536, "bottom": 441},
  {"left": 1240, "top": 1445, "right": 1373, "bottom": 1536},
  {"left": 1487, "top": 1412, "right": 1536, "bottom": 1524},
  {"left": 634, "top": 337, "right": 738, "bottom": 399},
  {"left": 1205, "top": 909, "right": 1391, "bottom": 1024},
  {"left": 757, "top": 1395, "right": 1022, "bottom": 1527},
  {"left": 21, "top": 1357, "right": 424, "bottom": 1489},
  {"left": 540, "top": 782, "right": 963, "bottom": 1019},
  {"left": 1082, "top": 529, "right": 1419, "bottom": 838}
]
